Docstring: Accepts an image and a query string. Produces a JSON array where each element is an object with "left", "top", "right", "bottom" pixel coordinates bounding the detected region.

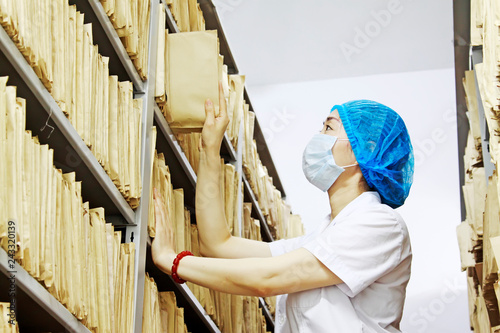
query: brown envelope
[{"left": 165, "top": 30, "right": 219, "bottom": 132}]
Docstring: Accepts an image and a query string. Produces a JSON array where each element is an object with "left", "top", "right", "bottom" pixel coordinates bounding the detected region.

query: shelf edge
[
  {"left": 242, "top": 174, "right": 275, "bottom": 242},
  {"left": 0, "top": 249, "right": 91, "bottom": 333},
  {"left": 153, "top": 104, "right": 198, "bottom": 187},
  {"left": 79, "top": 0, "right": 146, "bottom": 92},
  {"left": 161, "top": 0, "right": 181, "bottom": 33}
]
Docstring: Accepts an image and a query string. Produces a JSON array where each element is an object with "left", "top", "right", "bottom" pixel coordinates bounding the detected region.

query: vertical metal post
[
  {"left": 235, "top": 117, "right": 245, "bottom": 237},
  {"left": 125, "top": 0, "right": 159, "bottom": 331}
]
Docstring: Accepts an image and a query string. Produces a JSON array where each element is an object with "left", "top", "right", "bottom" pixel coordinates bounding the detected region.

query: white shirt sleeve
[
  {"left": 302, "top": 207, "right": 404, "bottom": 298},
  {"left": 268, "top": 235, "right": 306, "bottom": 257}
]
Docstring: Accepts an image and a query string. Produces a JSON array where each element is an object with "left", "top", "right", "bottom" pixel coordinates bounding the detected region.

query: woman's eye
[{"left": 326, "top": 125, "right": 333, "bottom": 131}]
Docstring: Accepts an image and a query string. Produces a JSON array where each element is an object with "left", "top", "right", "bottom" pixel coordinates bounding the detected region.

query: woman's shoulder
[{"left": 347, "top": 192, "right": 409, "bottom": 232}]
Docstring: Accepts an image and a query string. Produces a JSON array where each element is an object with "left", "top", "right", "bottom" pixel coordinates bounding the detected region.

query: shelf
[
  {"left": 0, "top": 25, "right": 136, "bottom": 225},
  {"left": 153, "top": 103, "right": 198, "bottom": 209},
  {"left": 146, "top": 237, "right": 273, "bottom": 332},
  {"left": 196, "top": 0, "right": 239, "bottom": 74},
  {"left": 160, "top": 0, "right": 181, "bottom": 33},
  {"left": 242, "top": 174, "right": 275, "bottom": 242},
  {"left": 244, "top": 88, "right": 287, "bottom": 199},
  {"left": 69, "top": 0, "right": 145, "bottom": 92},
  {"left": 0, "top": 249, "right": 91, "bottom": 333},
  {"left": 1, "top": 2, "right": 288, "bottom": 333},
  {"left": 145, "top": 244, "right": 221, "bottom": 333},
  {"left": 259, "top": 297, "right": 275, "bottom": 330},
  {"left": 222, "top": 133, "right": 238, "bottom": 162}
]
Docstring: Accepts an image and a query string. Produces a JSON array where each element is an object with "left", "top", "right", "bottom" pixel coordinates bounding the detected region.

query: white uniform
[{"left": 269, "top": 191, "right": 412, "bottom": 333}]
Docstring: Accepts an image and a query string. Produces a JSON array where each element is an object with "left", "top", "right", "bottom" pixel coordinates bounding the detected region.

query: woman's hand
[
  {"left": 199, "top": 81, "right": 229, "bottom": 153},
  {"left": 151, "top": 188, "right": 176, "bottom": 274}
]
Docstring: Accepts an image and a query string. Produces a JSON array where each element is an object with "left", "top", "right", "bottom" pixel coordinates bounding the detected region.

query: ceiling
[{"left": 213, "top": 0, "right": 455, "bottom": 87}]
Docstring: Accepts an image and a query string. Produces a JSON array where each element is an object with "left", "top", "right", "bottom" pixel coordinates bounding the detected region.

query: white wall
[
  {"left": 213, "top": 0, "right": 454, "bottom": 85},
  {"left": 248, "top": 67, "right": 470, "bottom": 332}
]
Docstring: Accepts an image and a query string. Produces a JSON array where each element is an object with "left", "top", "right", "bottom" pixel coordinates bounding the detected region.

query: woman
[{"left": 152, "top": 84, "right": 414, "bottom": 333}]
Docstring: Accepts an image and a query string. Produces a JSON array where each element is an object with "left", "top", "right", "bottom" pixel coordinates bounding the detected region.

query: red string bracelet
[{"left": 171, "top": 251, "right": 193, "bottom": 284}]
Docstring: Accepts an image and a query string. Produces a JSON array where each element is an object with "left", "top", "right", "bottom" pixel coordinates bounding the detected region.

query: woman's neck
[{"left": 328, "top": 172, "right": 369, "bottom": 220}]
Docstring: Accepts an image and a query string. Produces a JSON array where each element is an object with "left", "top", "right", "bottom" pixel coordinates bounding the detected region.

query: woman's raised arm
[{"left": 194, "top": 82, "right": 271, "bottom": 259}]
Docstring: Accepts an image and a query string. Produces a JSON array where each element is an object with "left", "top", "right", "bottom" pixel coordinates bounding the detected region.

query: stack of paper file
[
  {"left": 175, "top": 132, "right": 201, "bottom": 174},
  {"left": 226, "top": 74, "right": 247, "bottom": 151},
  {"left": 458, "top": 67, "right": 489, "bottom": 330},
  {"left": 0, "top": 1, "right": 143, "bottom": 208},
  {"left": 143, "top": 272, "right": 194, "bottom": 333},
  {"left": 100, "top": 0, "right": 150, "bottom": 79},
  {"left": 0, "top": 0, "right": 54, "bottom": 91},
  {"left": 158, "top": 290, "right": 190, "bottom": 333},
  {"left": 461, "top": 3, "right": 500, "bottom": 328},
  {"left": 220, "top": 161, "right": 242, "bottom": 237},
  {"left": 0, "top": 77, "right": 136, "bottom": 333},
  {"left": 164, "top": 0, "right": 206, "bottom": 32},
  {"left": 481, "top": 173, "right": 500, "bottom": 327},
  {"left": 204, "top": 288, "right": 269, "bottom": 333},
  {"left": 242, "top": 203, "right": 262, "bottom": 242},
  {"left": 458, "top": 21, "right": 500, "bottom": 326},
  {"left": 243, "top": 138, "right": 301, "bottom": 240}
]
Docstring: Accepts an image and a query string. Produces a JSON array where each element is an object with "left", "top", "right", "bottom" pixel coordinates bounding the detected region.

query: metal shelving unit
[
  {"left": 0, "top": 0, "right": 287, "bottom": 331},
  {"left": 0, "top": 249, "right": 91, "bottom": 333}
]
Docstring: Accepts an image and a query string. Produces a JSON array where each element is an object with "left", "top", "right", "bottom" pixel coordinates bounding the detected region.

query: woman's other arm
[{"left": 153, "top": 189, "right": 342, "bottom": 296}]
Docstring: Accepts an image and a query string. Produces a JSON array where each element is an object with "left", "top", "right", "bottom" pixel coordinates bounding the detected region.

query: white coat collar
[{"left": 327, "top": 191, "right": 381, "bottom": 225}]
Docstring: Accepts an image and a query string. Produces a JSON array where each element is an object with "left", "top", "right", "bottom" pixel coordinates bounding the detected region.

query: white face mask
[{"left": 302, "top": 134, "right": 358, "bottom": 192}]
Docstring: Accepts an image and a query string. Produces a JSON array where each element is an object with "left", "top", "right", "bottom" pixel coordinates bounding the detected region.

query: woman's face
[{"left": 320, "top": 109, "right": 357, "bottom": 167}]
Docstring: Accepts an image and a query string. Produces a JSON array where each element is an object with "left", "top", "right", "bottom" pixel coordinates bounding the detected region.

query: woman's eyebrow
[{"left": 324, "top": 116, "right": 341, "bottom": 123}]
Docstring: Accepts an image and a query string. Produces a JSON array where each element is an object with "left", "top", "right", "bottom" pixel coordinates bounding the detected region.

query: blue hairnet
[{"left": 333, "top": 100, "right": 414, "bottom": 208}]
